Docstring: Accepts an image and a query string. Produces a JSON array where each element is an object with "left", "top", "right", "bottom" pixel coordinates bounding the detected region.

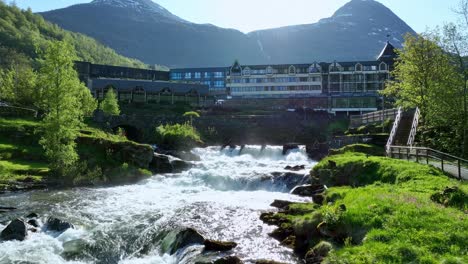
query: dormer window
[
  {"left": 266, "top": 66, "right": 274, "bottom": 75},
  {"left": 288, "top": 65, "right": 296, "bottom": 75},
  {"left": 309, "top": 63, "right": 321, "bottom": 73},
  {"left": 355, "top": 63, "right": 363, "bottom": 72},
  {"left": 243, "top": 67, "right": 251, "bottom": 76},
  {"left": 379, "top": 62, "right": 388, "bottom": 71},
  {"left": 329, "top": 62, "right": 342, "bottom": 72}
]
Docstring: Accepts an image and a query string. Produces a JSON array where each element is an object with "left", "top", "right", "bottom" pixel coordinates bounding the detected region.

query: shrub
[{"left": 155, "top": 122, "right": 202, "bottom": 150}]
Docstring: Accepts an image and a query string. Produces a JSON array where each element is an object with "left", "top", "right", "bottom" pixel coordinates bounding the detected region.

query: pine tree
[
  {"left": 38, "top": 40, "right": 97, "bottom": 174},
  {"left": 100, "top": 88, "right": 120, "bottom": 115}
]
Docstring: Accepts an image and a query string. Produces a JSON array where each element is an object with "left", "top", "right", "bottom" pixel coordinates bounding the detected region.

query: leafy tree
[
  {"left": 38, "top": 40, "right": 97, "bottom": 174},
  {"left": 100, "top": 88, "right": 120, "bottom": 115},
  {"left": 183, "top": 111, "right": 200, "bottom": 125},
  {"left": 383, "top": 33, "right": 465, "bottom": 155}
]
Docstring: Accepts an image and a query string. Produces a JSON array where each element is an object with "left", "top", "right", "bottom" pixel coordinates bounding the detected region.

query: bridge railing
[
  {"left": 388, "top": 145, "right": 468, "bottom": 181},
  {"left": 350, "top": 108, "right": 399, "bottom": 128}
]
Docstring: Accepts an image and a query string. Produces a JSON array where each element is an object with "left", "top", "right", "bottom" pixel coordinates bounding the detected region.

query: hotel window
[
  {"left": 214, "top": 72, "right": 224, "bottom": 78},
  {"left": 170, "top": 72, "right": 182, "bottom": 80},
  {"left": 243, "top": 67, "right": 251, "bottom": 76},
  {"left": 214, "top": 81, "right": 225, "bottom": 87},
  {"left": 204, "top": 72, "right": 210, "bottom": 78},
  {"left": 330, "top": 63, "right": 341, "bottom": 72},
  {"left": 184, "top": 72, "right": 192, "bottom": 79},
  {"left": 203, "top": 81, "right": 211, "bottom": 87},
  {"left": 194, "top": 72, "right": 201, "bottom": 79},
  {"left": 309, "top": 65, "right": 320, "bottom": 73}
]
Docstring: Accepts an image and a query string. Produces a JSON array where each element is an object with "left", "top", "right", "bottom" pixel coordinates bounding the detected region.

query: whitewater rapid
[{"left": 0, "top": 146, "right": 316, "bottom": 264}]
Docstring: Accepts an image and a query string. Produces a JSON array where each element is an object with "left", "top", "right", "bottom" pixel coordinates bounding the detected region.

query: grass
[
  {"left": 0, "top": 117, "right": 153, "bottom": 189},
  {"left": 155, "top": 122, "right": 202, "bottom": 150},
  {"left": 268, "top": 152, "right": 467, "bottom": 263}
]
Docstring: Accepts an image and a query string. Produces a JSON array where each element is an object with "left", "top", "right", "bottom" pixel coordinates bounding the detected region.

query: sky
[{"left": 13, "top": 0, "right": 462, "bottom": 33}]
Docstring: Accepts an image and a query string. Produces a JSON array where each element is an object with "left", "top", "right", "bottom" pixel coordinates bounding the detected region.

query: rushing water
[{"left": 0, "top": 146, "right": 316, "bottom": 264}]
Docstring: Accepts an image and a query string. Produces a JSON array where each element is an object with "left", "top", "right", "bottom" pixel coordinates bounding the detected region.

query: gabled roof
[{"left": 377, "top": 41, "right": 397, "bottom": 61}]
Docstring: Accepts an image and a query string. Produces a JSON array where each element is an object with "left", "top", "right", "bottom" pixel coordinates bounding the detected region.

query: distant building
[
  {"left": 75, "top": 62, "right": 211, "bottom": 106},
  {"left": 169, "top": 67, "right": 227, "bottom": 95}
]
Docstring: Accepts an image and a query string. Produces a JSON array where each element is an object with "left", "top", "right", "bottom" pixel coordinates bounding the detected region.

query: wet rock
[
  {"left": 170, "top": 228, "right": 205, "bottom": 254},
  {"left": 291, "top": 184, "right": 326, "bottom": 197},
  {"left": 161, "top": 150, "right": 201, "bottom": 162},
  {"left": 312, "top": 194, "right": 325, "bottom": 205},
  {"left": 328, "top": 160, "right": 337, "bottom": 169},
  {"left": 267, "top": 172, "right": 310, "bottom": 190},
  {"left": 0, "top": 206, "right": 17, "bottom": 211},
  {"left": 280, "top": 235, "right": 296, "bottom": 249},
  {"left": 305, "top": 241, "right": 333, "bottom": 264},
  {"left": 26, "top": 213, "right": 39, "bottom": 218},
  {"left": 171, "top": 159, "right": 192, "bottom": 173},
  {"left": 45, "top": 217, "right": 74, "bottom": 233},
  {"left": 283, "top": 144, "right": 299, "bottom": 155},
  {"left": 269, "top": 227, "right": 293, "bottom": 242},
  {"left": 204, "top": 239, "right": 237, "bottom": 251},
  {"left": 1, "top": 218, "right": 27, "bottom": 241},
  {"left": 27, "top": 219, "right": 40, "bottom": 228},
  {"left": 270, "top": 200, "right": 294, "bottom": 210},
  {"left": 150, "top": 153, "right": 192, "bottom": 173},
  {"left": 260, "top": 212, "right": 289, "bottom": 226},
  {"left": 214, "top": 256, "right": 243, "bottom": 264},
  {"left": 284, "top": 165, "right": 306, "bottom": 171},
  {"left": 255, "top": 260, "right": 287, "bottom": 264}
]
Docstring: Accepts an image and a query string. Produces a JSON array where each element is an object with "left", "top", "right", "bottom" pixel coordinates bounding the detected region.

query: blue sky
[{"left": 14, "top": 0, "right": 461, "bottom": 33}]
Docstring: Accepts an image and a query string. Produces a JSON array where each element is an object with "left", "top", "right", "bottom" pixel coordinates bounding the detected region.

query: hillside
[
  {"left": 41, "top": 0, "right": 415, "bottom": 67},
  {"left": 0, "top": 2, "right": 148, "bottom": 69}
]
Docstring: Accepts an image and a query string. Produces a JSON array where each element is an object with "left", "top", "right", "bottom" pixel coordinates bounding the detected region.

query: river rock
[
  {"left": 169, "top": 228, "right": 205, "bottom": 254},
  {"left": 270, "top": 200, "right": 294, "bottom": 210},
  {"left": 150, "top": 153, "right": 192, "bottom": 173},
  {"left": 45, "top": 217, "right": 74, "bottom": 233},
  {"left": 255, "top": 260, "right": 288, "bottom": 264},
  {"left": 304, "top": 241, "right": 333, "bottom": 264},
  {"left": 204, "top": 240, "right": 237, "bottom": 251},
  {"left": 282, "top": 144, "right": 299, "bottom": 155},
  {"left": 26, "top": 213, "right": 39, "bottom": 218},
  {"left": 1, "top": 218, "right": 27, "bottom": 241},
  {"left": 284, "top": 165, "right": 306, "bottom": 171},
  {"left": 291, "top": 184, "right": 326, "bottom": 197},
  {"left": 214, "top": 256, "right": 243, "bottom": 264},
  {"left": 27, "top": 219, "right": 40, "bottom": 228}
]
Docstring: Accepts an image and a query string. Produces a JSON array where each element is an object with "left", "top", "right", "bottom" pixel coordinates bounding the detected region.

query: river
[{"left": 0, "top": 146, "right": 316, "bottom": 264}]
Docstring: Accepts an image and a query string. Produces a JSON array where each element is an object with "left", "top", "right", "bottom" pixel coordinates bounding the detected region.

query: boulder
[
  {"left": 305, "top": 241, "right": 333, "bottom": 264},
  {"left": 204, "top": 240, "right": 237, "bottom": 251},
  {"left": 1, "top": 218, "right": 27, "bottom": 241},
  {"left": 26, "top": 213, "right": 39, "bottom": 218},
  {"left": 284, "top": 165, "right": 306, "bottom": 171},
  {"left": 161, "top": 150, "right": 201, "bottom": 162},
  {"left": 291, "top": 184, "right": 326, "bottom": 197},
  {"left": 45, "top": 217, "right": 74, "bottom": 233},
  {"left": 150, "top": 153, "right": 192, "bottom": 173},
  {"left": 270, "top": 200, "right": 294, "bottom": 210},
  {"left": 169, "top": 228, "right": 205, "bottom": 254},
  {"left": 282, "top": 144, "right": 299, "bottom": 155},
  {"left": 27, "top": 219, "right": 40, "bottom": 228},
  {"left": 255, "top": 260, "right": 287, "bottom": 264},
  {"left": 214, "top": 256, "right": 243, "bottom": 264}
]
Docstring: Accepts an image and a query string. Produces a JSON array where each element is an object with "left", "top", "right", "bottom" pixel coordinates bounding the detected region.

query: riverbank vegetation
[
  {"left": 154, "top": 122, "right": 202, "bottom": 150},
  {"left": 263, "top": 147, "right": 467, "bottom": 263}
]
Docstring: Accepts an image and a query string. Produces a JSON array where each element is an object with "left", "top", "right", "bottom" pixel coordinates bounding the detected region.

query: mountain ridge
[{"left": 40, "top": 0, "right": 415, "bottom": 67}]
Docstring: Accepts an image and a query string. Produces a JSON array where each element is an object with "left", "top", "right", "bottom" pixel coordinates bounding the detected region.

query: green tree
[
  {"left": 38, "top": 40, "right": 97, "bottom": 173},
  {"left": 100, "top": 88, "right": 120, "bottom": 115},
  {"left": 383, "top": 33, "right": 465, "bottom": 155},
  {"left": 183, "top": 111, "right": 200, "bottom": 125}
]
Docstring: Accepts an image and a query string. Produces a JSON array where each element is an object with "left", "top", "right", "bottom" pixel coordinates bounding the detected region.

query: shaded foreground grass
[{"left": 266, "top": 150, "right": 467, "bottom": 263}]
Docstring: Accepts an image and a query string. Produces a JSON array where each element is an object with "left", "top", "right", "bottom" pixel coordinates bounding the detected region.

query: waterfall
[{"left": 0, "top": 146, "right": 316, "bottom": 264}]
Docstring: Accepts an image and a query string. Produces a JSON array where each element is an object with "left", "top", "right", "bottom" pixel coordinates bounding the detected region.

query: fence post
[
  {"left": 441, "top": 158, "right": 444, "bottom": 172},
  {"left": 407, "top": 148, "right": 410, "bottom": 161},
  {"left": 398, "top": 148, "right": 401, "bottom": 159},
  {"left": 416, "top": 149, "right": 419, "bottom": 163},
  {"left": 458, "top": 160, "right": 462, "bottom": 180},
  {"left": 426, "top": 149, "right": 429, "bottom": 165}
]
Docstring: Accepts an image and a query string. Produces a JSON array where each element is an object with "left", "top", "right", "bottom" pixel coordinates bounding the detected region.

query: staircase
[
  {"left": 386, "top": 108, "right": 420, "bottom": 154},
  {"left": 393, "top": 109, "right": 415, "bottom": 145}
]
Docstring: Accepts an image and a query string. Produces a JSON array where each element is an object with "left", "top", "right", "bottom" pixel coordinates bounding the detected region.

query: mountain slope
[
  {"left": 0, "top": 1, "right": 147, "bottom": 68},
  {"left": 41, "top": 0, "right": 415, "bottom": 67},
  {"left": 41, "top": 0, "right": 265, "bottom": 68},
  {"left": 249, "top": 0, "right": 415, "bottom": 63}
]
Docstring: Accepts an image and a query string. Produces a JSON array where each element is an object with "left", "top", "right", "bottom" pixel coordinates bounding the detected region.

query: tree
[
  {"left": 183, "top": 111, "right": 200, "bottom": 125},
  {"left": 100, "top": 88, "right": 120, "bottom": 115},
  {"left": 38, "top": 40, "right": 97, "bottom": 174},
  {"left": 383, "top": 33, "right": 465, "bottom": 155}
]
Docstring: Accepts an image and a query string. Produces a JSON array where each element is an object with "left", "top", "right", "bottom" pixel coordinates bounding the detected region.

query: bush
[
  {"left": 329, "top": 144, "right": 385, "bottom": 156},
  {"left": 155, "top": 122, "right": 202, "bottom": 150}
]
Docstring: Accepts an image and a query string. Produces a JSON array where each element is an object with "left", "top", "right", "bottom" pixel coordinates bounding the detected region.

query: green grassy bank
[
  {"left": 263, "top": 146, "right": 467, "bottom": 263},
  {"left": 0, "top": 117, "right": 153, "bottom": 191}
]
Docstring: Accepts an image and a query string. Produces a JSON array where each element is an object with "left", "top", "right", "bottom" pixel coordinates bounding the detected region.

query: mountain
[
  {"left": 249, "top": 0, "right": 415, "bottom": 63},
  {"left": 0, "top": 1, "right": 148, "bottom": 69},
  {"left": 40, "top": 0, "right": 415, "bottom": 68}
]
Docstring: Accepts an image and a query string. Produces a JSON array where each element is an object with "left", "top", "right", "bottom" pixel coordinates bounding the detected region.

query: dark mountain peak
[{"left": 90, "top": 0, "right": 187, "bottom": 23}]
